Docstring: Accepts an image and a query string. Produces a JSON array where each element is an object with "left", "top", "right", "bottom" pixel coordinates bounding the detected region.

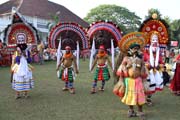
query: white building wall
[
  {"left": 24, "top": 15, "right": 52, "bottom": 42},
  {"left": 0, "top": 15, "right": 12, "bottom": 41},
  {"left": 0, "top": 14, "right": 53, "bottom": 43}
]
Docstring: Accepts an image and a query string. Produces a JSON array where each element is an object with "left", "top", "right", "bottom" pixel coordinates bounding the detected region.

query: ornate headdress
[
  {"left": 49, "top": 22, "right": 87, "bottom": 71},
  {"left": 48, "top": 22, "right": 88, "bottom": 50},
  {"left": 4, "top": 10, "right": 39, "bottom": 47},
  {"left": 139, "top": 14, "right": 169, "bottom": 49},
  {"left": 87, "top": 21, "right": 123, "bottom": 49},
  {"left": 118, "top": 32, "right": 147, "bottom": 53},
  {"left": 87, "top": 21, "right": 123, "bottom": 71}
]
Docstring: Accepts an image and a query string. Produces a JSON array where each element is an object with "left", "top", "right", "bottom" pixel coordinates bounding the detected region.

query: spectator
[
  {"left": 169, "top": 52, "right": 180, "bottom": 95},
  {"left": 165, "top": 49, "right": 170, "bottom": 63},
  {"left": 162, "top": 66, "right": 170, "bottom": 86},
  {"left": 37, "top": 41, "right": 45, "bottom": 65},
  {"left": 170, "top": 49, "right": 175, "bottom": 64},
  {"left": 43, "top": 48, "right": 50, "bottom": 61},
  {"left": 31, "top": 45, "right": 39, "bottom": 63}
]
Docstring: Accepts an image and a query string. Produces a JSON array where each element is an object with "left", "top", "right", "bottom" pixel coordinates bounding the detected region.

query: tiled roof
[
  {"left": 0, "top": 0, "right": 21, "bottom": 15},
  {"left": 0, "top": 0, "right": 89, "bottom": 28}
]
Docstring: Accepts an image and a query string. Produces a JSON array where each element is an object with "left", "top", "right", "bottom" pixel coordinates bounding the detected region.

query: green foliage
[
  {"left": 163, "top": 16, "right": 171, "bottom": 25},
  {"left": 84, "top": 4, "right": 141, "bottom": 33},
  {"left": 163, "top": 17, "right": 180, "bottom": 47},
  {"left": 145, "top": 8, "right": 162, "bottom": 19},
  {"left": 0, "top": 61, "right": 180, "bottom": 120},
  {"left": 170, "top": 19, "right": 180, "bottom": 48},
  {"left": 47, "top": 14, "right": 59, "bottom": 31}
]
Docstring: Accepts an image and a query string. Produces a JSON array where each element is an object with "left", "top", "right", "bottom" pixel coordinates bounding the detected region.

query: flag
[
  {"left": 76, "top": 41, "right": 80, "bottom": 70},
  {"left": 56, "top": 38, "right": 62, "bottom": 67},
  {"left": 111, "top": 39, "right": 115, "bottom": 70},
  {"left": 89, "top": 38, "right": 96, "bottom": 71}
]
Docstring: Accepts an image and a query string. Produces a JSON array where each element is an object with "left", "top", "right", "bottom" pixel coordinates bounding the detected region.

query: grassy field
[{"left": 0, "top": 60, "right": 180, "bottom": 120}]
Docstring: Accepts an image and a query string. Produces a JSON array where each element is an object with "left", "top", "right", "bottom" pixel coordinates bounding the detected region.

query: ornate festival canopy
[
  {"left": 87, "top": 21, "right": 123, "bottom": 71},
  {"left": 48, "top": 22, "right": 88, "bottom": 50},
  {"left": 4, "top": 10, "right": 39, "bottom": 47},
  {"left": 87, "top": 21, "right": 123, "bottom": 49}
]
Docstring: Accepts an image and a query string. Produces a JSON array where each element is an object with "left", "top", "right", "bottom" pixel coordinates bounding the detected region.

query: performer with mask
[
  {"left": 115, "top": 32, "right": 147, "bottom": 120},
  {"left": 11, "top": 44, "right": 34, "bottom": 99},
  {"left": 139, "top": 14, "right": 169, "bottom": 105},
  {"left": 143, "top": 32, "right": 164, "bottom": 105},
  {"left": 90, "top": 45, "right": 112, "bottom": 94},
  {"left": 56, "top": 46, "right": 79, "bottom": 94}
]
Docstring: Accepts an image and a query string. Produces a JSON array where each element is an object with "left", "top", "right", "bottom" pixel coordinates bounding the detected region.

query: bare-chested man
[
  {"left": 116, "top": 44, "right": 147, "bottom": 120},
  {"left": 115, "top": 32, "right": 147, "bottom": 120},
  {"left": 90, "top": 45, "right": 112, "bottom": 94},
  {"left": 56, "top": 46, "right": 78, "bottom": 94}
]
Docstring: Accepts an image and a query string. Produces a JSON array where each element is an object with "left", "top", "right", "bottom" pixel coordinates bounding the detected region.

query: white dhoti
[
  {"left": 12, "top": 56, "right": 34, "bottom": 91},
  {"left": 147, "top": 69, "right": 163, "bottom": 93}
]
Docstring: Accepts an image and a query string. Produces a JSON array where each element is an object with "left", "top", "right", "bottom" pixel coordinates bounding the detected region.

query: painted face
[
  {"left": 130, "top": 46, "right": 139, "bottom": 56},
  {"left": 151, "top": 34, "right": 158, "bottom": 43},
  {"left": 66, "top": 50, "right": 70, "bottom": 54},
  {"left": 99, "top": 49, "right": 105, "bottom": 53},
  {"left": 65, "top": 46, "right": 71, "bottom": 54},
  {"left": 151, "top": 34, "right": 159, "bottom": 51},
  {"left": 132, "top": 47, "right": 139, "bottom": 52},
  {"left": 17, "top": 33, "right": 26, "bottom": 44}
]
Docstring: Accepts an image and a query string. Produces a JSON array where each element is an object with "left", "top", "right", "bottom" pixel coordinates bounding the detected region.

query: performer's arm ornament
[
  {"left": 116, "top": 57, "right": 128, "bottom": 79},
  {"left": 141, "top": 61, "right": 148, "bottom": 80}
]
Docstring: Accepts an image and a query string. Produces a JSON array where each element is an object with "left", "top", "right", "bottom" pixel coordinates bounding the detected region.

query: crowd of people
[
  {"left": 0, "top": 39, "right": 92, "bottom": 67},
  {"left": 0, "top": 40, "right": 57, "bottom": 66},
  {"left": 0, "top": 40, "right": 12, "bottom": 66}
]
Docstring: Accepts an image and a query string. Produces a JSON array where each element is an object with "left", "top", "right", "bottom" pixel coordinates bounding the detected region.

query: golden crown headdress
[{"left": 118, "top": 32, "right": 147, "bottom": 53}]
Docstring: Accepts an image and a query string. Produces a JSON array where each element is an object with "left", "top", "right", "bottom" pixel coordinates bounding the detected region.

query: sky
[{"left": 0, "top": 0, "right": 179, "bottom": 20}]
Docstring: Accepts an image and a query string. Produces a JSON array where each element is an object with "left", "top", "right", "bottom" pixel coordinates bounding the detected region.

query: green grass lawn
[{"left": 0, "top": 60, "right": 180, "bottom": 120}]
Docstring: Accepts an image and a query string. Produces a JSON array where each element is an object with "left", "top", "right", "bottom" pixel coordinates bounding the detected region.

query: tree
[
  {"left": 163, "top": 17, "right": 180, "bottom": 48},
  {"left": 170, "top": 19, "right": 180, "bottom": 48},
  {"left": 84, "top": 4, "right": 141, "bottom": 33},
  {"left": 163, "top": 16, "right": 174, "bottom": 46},
  {"left": 163, "top": 16, "right": 171, "bottom": 25},
  {"left": 145, "top": 8, "right": 162, "bottom": 19},
  {"left": 47, "top": 12, "right": 60, "bottom": 31}
]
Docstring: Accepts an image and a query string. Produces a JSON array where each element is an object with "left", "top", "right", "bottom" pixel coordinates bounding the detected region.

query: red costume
[
  {"left": 170, "top": 54, "right": 180, "bottom": 95},
  {"left": 143, "top": 50, "right": 164, "bottom": 68}
]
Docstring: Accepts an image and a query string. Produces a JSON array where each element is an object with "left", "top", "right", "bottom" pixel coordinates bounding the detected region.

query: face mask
[
  {"left": 66, "top": 50, "right": 70, "bottom": 54},
  {"left": 100, "top": 51, "right": 105, "bottom": 53},
  {"left": 134, "top": 51, "right": 138, "bottom": 55}
]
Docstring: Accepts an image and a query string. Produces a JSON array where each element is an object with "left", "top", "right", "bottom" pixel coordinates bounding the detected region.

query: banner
[{"left": 171, "top": 41, "right": 178, "bottom": 47}]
